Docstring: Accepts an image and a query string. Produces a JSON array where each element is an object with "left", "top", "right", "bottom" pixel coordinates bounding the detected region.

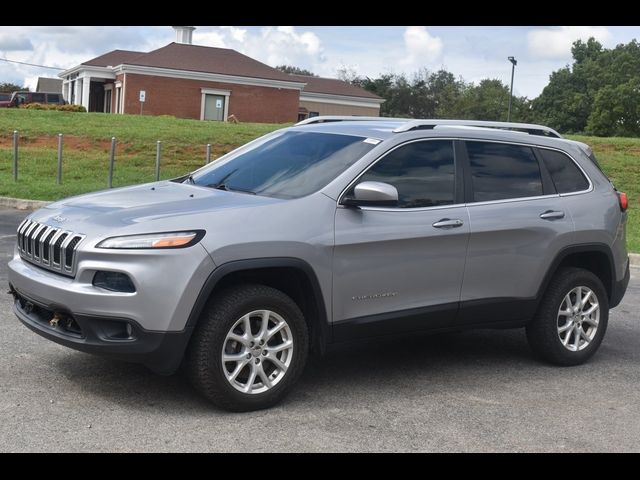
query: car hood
[{"left": 30, "top": 181, "right": 283, "bottom": 234}]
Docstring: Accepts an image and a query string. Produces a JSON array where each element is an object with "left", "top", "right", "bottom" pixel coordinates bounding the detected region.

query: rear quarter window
[{"left": 539, "top": 148, "right": 589, "bottom": 193}]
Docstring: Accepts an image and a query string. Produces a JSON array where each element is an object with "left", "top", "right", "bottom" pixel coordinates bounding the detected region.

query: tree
[
  {"left": 275, "top": 65, "right": 316, "bottom": 76},
  {"left": 0, "top": 82, "right": 26, "bottom": 93},
  {"left": 587, "top": 79, "right": 640, "bottom": 136},
  {"left": 335, "top": 65, "right": 361, "bottom": 84},
  {"left": 532, "top": 37, "right": 640, "bottom": 135}
]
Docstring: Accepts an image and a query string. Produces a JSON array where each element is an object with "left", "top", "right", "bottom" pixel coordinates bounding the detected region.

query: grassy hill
[{"left": 1, "top": 110, "right": 638, "bottom": 251}]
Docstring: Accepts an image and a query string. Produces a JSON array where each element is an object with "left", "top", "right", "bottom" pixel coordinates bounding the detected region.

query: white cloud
[
  {"left": 193, "top": 26, "right": 325, "bottom": 72},
  {"left": 401, "top": 26, "right": 443, "bottom": 67},
  {"left": 527, "top": 26, "right": 612, "bottom": 59},
  {"left": 0, "top": 34, "right": 33, "bottom": 51},
  {"left": 193, "top": 31, "right": 228, "bottom": 48}
]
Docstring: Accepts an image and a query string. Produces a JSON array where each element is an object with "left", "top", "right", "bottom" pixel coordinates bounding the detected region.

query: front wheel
[
  {"left": 187, "top": 284, "right": 309, "bottom": 411},
  {"left": 526, "top": 267, "right": 609, "bottom": 366}
]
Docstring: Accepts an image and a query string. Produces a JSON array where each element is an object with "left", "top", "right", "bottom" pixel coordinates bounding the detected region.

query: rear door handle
[
  {"left": 432, "top": 218, "right": 464, "bottom": 229},
  {"left": 540, "top": 210, "right": 565, "bottom": 220}
]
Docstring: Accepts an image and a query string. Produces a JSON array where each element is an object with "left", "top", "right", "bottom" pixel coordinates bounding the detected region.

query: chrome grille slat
[
  {"left": 23, "top": 223, "right": 38, "bottom": 256},
  {"left": 31, "top": 224, "right": 47, "bottom": 259},
  {"left": 52, "top": 232, "right": 68, "bottom": 266},
  {"left": 37, "top": 226, "right": 52, "bottom": 263},
  {"left": 16, "top": 220, "right": 85, "bottom": 277},
  {"left": 18, "top": 220, "right": 31, "bottom": 254},
  {"left": 49, "top": 229, "right": 63, "bottom": 266},
  {"left": 59, "top": 233, "right": 74, "bottom": 272}
]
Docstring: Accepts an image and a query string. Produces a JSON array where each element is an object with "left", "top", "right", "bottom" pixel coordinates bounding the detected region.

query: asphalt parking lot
[{"left": 1, "top": 207, "right": 639, "bottom": 452}]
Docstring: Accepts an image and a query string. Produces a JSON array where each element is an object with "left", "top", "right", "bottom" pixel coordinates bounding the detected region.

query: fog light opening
[{"left": 93, "top": 271, "right": 136, "bottom": 293}]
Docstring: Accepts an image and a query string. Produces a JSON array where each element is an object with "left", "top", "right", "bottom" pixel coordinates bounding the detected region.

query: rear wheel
[
  {"left": 187, "top": 284, "right": 309, "bottom": 411},
  {"left": 526, "top": 267, "right": 608, "bottom": 366}
]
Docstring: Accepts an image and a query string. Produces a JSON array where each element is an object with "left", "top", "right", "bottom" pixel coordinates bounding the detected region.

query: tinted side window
[
  {"left": 539, "top": 149, "right": 589, "bottom": 193},
  {"left": 466, "top": 141, "right": 543, "bottom": 202},
  {"left": 356, "top": 140, "right": 455, "bottom": 208},
  {"left": 31, "top": 93, "right": 45, "bottom": 102},
  {"left": 46, "top": 93, "right": 60, "bottom": 103}
]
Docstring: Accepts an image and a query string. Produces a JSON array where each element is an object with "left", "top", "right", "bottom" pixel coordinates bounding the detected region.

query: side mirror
[{"left": 342, "top": 181, "right": 399, "bottom": 208}]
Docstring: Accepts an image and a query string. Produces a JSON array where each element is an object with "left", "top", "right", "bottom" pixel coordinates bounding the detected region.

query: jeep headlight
[{"left": 96, "top": 231, "right": 204, "bottom": 249}]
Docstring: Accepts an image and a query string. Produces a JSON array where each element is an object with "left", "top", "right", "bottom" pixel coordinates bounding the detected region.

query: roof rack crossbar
[{"left": 392, "top": 119, "right": 562, "bottom": 138}]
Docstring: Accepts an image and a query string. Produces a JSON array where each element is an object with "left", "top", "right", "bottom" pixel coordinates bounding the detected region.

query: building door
[{"left": 204, "top": 94, "right": 225, "bottom": 121}]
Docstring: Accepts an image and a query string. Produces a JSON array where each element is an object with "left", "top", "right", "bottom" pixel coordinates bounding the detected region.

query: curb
[
  {"left": 631, "top": 253, "right": 640, "bottom": 268},
  {"left": 0, "top": 196, "right": 51, "bottom": 210}
]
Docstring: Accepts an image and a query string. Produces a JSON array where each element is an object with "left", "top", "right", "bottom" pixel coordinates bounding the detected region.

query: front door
[
  {"left": 333, "top": 139, "right": 470, "bottom": 339},
  {"left": 204, "top": 94, "right": 225, "bottom": 121}
]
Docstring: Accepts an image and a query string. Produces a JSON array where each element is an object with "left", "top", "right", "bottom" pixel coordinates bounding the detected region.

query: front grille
[{"left": 17, "top": 219, "right": 85, "bottom": 277}]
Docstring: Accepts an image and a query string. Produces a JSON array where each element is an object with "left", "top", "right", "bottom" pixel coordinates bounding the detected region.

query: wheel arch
[
  {"left": 537, "top": 243, "right": 615, "bottom": 306},
  {"left": 185, "top": 258, "right": 330, "bottom": 355}
]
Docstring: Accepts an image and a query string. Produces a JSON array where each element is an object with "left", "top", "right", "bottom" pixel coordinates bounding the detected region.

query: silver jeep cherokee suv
[{"left": 8, "top": 117, "right": 630, "bottom": 411}]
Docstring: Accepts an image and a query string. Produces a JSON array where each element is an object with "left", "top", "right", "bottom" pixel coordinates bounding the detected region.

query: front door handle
[
  {"left": 432, "top": 218, "right": 464, "bottom": 229},
  {"left": 540, "top": 210, "right": 565, "bottom": 220}
]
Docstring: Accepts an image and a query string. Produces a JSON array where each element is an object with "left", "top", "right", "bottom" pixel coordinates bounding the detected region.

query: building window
[
  {"left": 309, "top": 111, "right": 320, "bottom": 118},
  {"left": 297, "top": 113, "right": 308, "bottom": 122}
]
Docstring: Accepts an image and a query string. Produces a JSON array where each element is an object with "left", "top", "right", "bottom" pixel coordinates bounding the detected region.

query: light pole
[{"left": 507, "top": 56, "right": 517, "bottom": 122}]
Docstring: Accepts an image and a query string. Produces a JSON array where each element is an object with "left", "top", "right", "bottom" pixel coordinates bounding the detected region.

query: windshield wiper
[
  {"left": 204, "top": 169, "right": 255, "bottom": 194},
  {"left": 212, "top": 184, "right": 256, "bottom": 195}
]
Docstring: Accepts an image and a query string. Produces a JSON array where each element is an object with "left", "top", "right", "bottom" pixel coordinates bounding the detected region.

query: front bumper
[
  {"left": 11, "top": 286, "right": 190, "bottom": 374},
  {"left": 8, "top": 243, "right": 215, "bottom": 332}
]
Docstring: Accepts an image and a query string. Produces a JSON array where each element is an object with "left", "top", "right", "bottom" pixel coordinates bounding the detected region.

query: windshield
[{"left": 190, "top": 131, "right": 376, "bottom": 199}]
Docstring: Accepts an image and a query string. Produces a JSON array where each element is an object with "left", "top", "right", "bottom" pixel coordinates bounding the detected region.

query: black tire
[
  {"left": 526, "top": 267, "right": 609, "bottom": 366},
  {"left": 186, "top": 284, "right": 309, "bottom": 412}
]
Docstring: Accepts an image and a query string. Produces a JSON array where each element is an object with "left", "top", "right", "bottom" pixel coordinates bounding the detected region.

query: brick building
[{"left": 59, "top": 26, "right": 383, "bottom": 123}]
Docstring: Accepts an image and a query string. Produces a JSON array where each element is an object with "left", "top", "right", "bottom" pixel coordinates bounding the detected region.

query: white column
[
  {"left": 81, "top": 76, "right": 91, "bottom": 110},
  {"left": 73, "top": 79, "right": 80, "bottom": 105},
  {"left": 61, "top": 80, "right": 69, "bottom": 103}
]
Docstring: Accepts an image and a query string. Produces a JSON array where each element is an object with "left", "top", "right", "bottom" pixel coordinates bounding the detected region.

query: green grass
[
  {"left": 0, "top": 109, "right": 284, "bottom": 200},
  {"left": 569, "top": 135, "right": 640, "bottom": 253},
  {"left": 0, "top": 110, "right": 638, "bottom": 251},
  {"left": 0, "top": 109, "right": 283, "bottom": 148}
]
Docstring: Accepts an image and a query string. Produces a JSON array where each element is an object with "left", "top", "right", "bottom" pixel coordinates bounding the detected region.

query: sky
[{"left": 0, "top": 26, "right": 638, "bottom": 98}]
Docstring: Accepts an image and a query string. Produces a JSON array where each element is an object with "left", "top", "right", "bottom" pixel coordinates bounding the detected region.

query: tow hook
[
  {"left": 7, "top": 286, "right": 18, "bottom": 301},
  {"left": 50, "top": 312, "right": 65, "bottom": 328}
]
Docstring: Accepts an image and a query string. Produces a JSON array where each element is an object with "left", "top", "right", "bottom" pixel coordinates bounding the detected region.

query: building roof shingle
[
  {"left": 87, "top": 43, "right": 299, "bottom": 83},
  {"left": 82, "top": 49, "right": 146, "bottom": 68},
  {"left": 292, "top": 74, "right": 382, "bottom": 100}
]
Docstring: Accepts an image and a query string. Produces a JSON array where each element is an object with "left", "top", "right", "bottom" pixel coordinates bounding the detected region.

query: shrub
[{"left": 20, "top": 103, "right": 87, "bottom": 112}]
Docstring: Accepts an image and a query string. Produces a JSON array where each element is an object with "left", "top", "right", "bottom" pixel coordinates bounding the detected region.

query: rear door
[
  {"left": 458, "top": 140, "right": 574, "bottom": 325},
  {"left": 333, "top": 139, "right": 470, "bottom": 339}
]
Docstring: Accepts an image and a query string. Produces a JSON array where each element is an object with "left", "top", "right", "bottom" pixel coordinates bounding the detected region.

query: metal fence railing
[{"left": 9, "top": 131, "right": 216, "bottom": 187}]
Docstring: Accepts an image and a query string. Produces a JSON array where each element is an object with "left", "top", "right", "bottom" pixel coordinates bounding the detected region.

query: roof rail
[
  {"left": 295, "top": 115, "right": 406, "bottom": 126},
  {"left": 392, "top": 119, "right": 562, "bottom": 138}
]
